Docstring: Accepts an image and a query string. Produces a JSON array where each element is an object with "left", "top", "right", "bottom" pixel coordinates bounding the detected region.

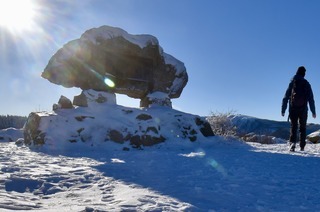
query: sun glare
[
  {"left": 104, "top": 78, "right": 115, "bottom": 88},
  {"left": 0, "top": 0, "right": 37, "bottom": 32}
]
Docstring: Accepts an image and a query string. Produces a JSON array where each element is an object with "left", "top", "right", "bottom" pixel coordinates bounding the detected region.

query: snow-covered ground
[{"left": 1, "top": 136, "right": 320, "bottom": 211}]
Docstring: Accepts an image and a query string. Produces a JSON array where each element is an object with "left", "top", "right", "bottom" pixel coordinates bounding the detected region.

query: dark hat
[{"left": 296, "top": 66, "right": 306, "bottom": 77}]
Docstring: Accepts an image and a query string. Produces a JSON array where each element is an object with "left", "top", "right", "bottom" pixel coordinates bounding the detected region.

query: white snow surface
[
  {"left": 0, "top": 128, "right": 23, "bottom": 143},
  {"left": 81, "top": 25, "right": 159, "bottom": 49},
  {"left": 1, "top": 134, "right": 320, "bottom": 211},
  {"left": 2, "top": 103, "right": 320, "bottom": 211}
]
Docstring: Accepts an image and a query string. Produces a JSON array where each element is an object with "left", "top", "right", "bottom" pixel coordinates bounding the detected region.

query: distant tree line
[{"left": 0, "top": 115, "right": 27, "bottom": 129}]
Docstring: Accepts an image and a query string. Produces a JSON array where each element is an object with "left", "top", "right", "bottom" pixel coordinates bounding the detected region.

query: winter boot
[{"left": 289, "top": 143, "right": 296, "bottom": 152}]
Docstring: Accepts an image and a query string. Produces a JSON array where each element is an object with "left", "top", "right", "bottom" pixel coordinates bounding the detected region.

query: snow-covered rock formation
[
  {"left": 42, "top": 25, "right": 188, "bottom": 108},
  {"left": 24, "top": 26, "right": 213, "bottom": 149},
  {"left": 24, "top": 90, "right": 214, "bottom": 150},
  {"left": 307, "top": 131, "right": 320, "bottom": 143}
]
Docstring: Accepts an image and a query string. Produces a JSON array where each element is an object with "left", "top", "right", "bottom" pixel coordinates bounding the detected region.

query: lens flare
[
  {"left": 207, "top": 158, "right": 228, "bottom": 177},
  {"left": 154, "top": 117, "right": 161, "bottom": 124},
  {"left": 104, "top": 78, "right": 115, "bottom": 88},
  {"left": 86, "top": 67, "right": 115, "bottom": 88}
]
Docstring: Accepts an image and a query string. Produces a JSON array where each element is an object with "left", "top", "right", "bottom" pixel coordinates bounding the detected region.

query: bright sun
[{"left": 0, "top": 0, "right": 37, "bottom": 32}]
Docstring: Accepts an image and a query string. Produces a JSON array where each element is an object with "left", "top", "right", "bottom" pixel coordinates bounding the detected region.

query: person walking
[{"left": 282, "top": 66, "right": 316, "bottom": 152}]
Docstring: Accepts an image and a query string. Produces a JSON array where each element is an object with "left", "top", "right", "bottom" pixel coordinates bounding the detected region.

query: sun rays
[{"left": 0, "top": 0, "right": 38, "bottom": 33}]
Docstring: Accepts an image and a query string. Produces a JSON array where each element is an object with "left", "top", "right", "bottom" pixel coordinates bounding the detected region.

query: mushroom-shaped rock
[{"left": 42, "top": 25, "right": 188, "bottom": 107}]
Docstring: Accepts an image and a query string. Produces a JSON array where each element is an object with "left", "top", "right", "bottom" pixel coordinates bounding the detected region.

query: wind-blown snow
[{"left": 1, "top": 135, "right": 320, "bottom": 211}]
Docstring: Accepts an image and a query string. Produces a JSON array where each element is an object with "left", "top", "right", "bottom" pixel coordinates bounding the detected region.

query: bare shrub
[{"left": 207, "top": 110, "right": 237, "bottom": 136}]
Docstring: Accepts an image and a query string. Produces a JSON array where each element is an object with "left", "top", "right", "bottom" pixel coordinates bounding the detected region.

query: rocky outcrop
[
  {"left": 23, "top": 26, "right": 213, "bottom": 150},
  {"left": 23, "top": 112, "right": 45, "bottom": 145},
  {"left": 23, "top": 91, "right": 214, "bottom": 150},
  {"left": 42, "top": 25, "right": 188, "bottom": 108},
  {"left": 58, "top": 95, "right": 73, "bottom": 109},
  {"left": 73, "top": 92, "right": 88, "bottom": 107},
  {"left": 241, "top": 133, "right": 278, "bottom": 144},
  {"left": 307, "top": 131, "right": 320, "bottom": 143}
]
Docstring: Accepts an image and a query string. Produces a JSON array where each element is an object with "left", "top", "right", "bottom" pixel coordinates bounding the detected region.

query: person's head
[{"left": 296, "top": 66, "right": 306, "bottom": 77}]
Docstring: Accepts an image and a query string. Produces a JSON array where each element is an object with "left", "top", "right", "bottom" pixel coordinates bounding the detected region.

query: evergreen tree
[{"left": 0, "top": 115, "right": 27, "bottom": 129}]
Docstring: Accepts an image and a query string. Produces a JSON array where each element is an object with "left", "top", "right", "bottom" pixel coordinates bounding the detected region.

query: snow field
[{"left": 1, "top": 137, "right": 320, "bottom": 211}]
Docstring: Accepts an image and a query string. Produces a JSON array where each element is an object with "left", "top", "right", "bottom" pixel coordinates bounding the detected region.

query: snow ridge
[{"left": 81, "top": 25, "right": 159, "bottom": 49}]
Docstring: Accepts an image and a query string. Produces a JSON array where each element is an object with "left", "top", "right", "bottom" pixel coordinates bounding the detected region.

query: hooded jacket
[{"left": 281, "top": 74, "right": 316, "bottom": 115}]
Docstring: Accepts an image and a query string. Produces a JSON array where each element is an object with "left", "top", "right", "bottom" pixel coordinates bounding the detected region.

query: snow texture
[
  {"left": 2, "top": 131, "right": 320, "bottom": 211},
  {"left": 0, "top": 128, "right": 23, "bottom": 143},
  {"left": 2, "top": 99, "right": 320, "bottom": 211}
]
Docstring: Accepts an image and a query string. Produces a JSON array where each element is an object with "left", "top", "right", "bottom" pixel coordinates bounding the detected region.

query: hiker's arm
[
  {"left": 281, "top": 81, "right": 293, "bottom": 116},
  {"left": 308, "top": 83, "right": 316, "bottom": 118}
]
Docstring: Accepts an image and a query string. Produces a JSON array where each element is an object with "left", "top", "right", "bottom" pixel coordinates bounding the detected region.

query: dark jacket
[{"left": 282, "top": 74, "right": 316, "bottom": 115}]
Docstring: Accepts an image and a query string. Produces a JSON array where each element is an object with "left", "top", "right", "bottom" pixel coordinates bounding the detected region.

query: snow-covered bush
[{"left": 207, "top": 110, "right": 237, "bottom": 136}]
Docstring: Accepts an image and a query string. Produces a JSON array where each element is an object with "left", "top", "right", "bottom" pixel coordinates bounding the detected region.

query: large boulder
[
  {"left": 42, "top": 25, "right": 188, "bottom": 108},
  {"left": 307, "top": 131, "right": 320, "bottom": 143},
  {"left": 23, "top": 112, "right": 46, "bottom": 145},
  {"left": 58, "top": 95, "right": 73, "bottom": 109}
]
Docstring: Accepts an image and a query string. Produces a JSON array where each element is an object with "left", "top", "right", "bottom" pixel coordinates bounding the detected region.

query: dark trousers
[{"left": 289, "top": 108, "right": 308, "bottom": 148}]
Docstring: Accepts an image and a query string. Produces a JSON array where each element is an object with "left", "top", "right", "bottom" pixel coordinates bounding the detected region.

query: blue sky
[{"left": 1, "top": 0, "right": 320, "bottom": 122}]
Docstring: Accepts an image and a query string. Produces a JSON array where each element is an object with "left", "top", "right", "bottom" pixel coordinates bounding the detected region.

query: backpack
[{"left": 290, "top": 79, "right": 308, "bottom": 108}]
